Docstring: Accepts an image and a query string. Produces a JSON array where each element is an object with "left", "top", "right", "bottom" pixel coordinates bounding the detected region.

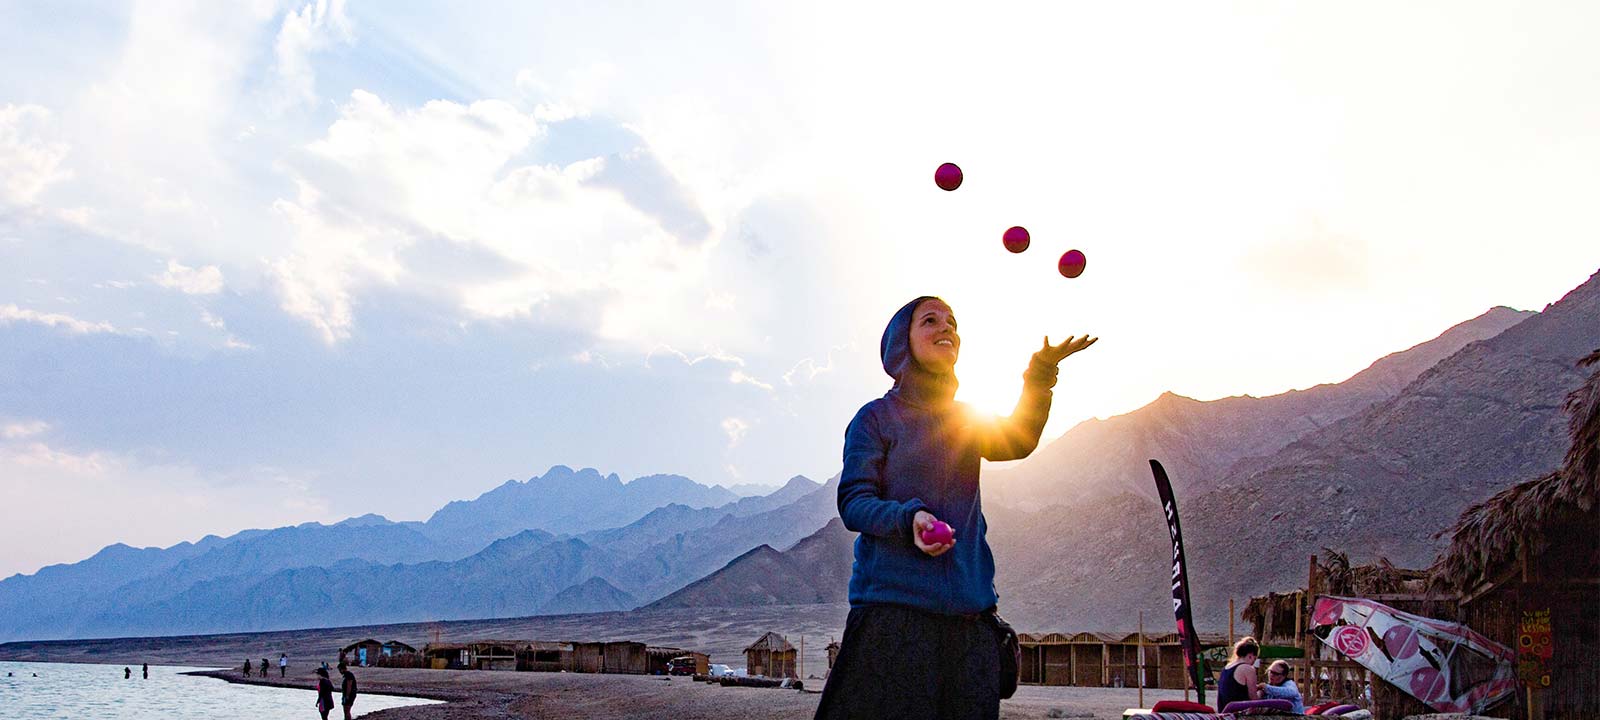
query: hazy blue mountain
[
  {"left": 0, "top": 534, "right": 246, "bottom": 642},
  {"left": 74, "top": 529, "right": 584, "bottom": 636},
  {"left": 571, "top": 475, "right": 820, "bottom": 560},
  {"left": 722, "top": 482, "right": 783, "bottom": 497},
  {"left": 606, "top": 475, "right": 840, "bottom": 601},
  {"left": 539, "top": 577, "right": 637, "bottom": 615},
  {"left": 421, "top": 465, "right": 741, "bottom": 551},
  {"left": 644, "top": 518, "right": 854, "bottom": 610},
  {"left": 0, "top": 473, "right": 818, "bottom": 640}
]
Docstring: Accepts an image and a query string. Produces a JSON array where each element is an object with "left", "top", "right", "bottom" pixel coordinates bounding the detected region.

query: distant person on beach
[
  {"left": 244, "top": 658, "right": 253, "bottom": 677},
  {"left": 815, "top": 296, "right": 1096, "bottom": 720},
  {"left": 142, "top": 663, "right": 148, "bottom": 679},
  {"left": 280, "top": 654, "right": 288, "bottom": 678},
  {"left": 314, "top": 666, "right": 335, "bottom": 720},
  {"left": 339, "top": 662, "right": 358, "bottom": 720},
  {"left": 1260, "top": 659, "right": 1304, "bottom": 713},
  {"left": 1216, "top": 636, "right": 1262, "bottom": 709},
  {"left": 124, "top": 666, "right": 131, "bottom": 679},
  {"left": 262, "top": 658, "right": 269, "bottom": 679}
]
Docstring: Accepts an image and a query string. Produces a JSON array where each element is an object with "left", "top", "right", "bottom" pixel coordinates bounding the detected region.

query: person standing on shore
[
  {"left": 339, "top": 662, "right": 358, "bottom": 720},
  {"left": 262, "top": 658, "right": 269, "bottom": 680},
  {"left": 280, "top": 653, "right": 288, "bottom": 678},
  {"left": 124, "top": 666, "right": 131, "bottom": 679},
  {"left": 815, "top": 296, "right": 1096, "bottom": 720},
  {"left": 314, "top": 666, "right": 335, "bottom": 720},
  {"left": 142, "top": 663, "right": 148, "bottom": 679}
]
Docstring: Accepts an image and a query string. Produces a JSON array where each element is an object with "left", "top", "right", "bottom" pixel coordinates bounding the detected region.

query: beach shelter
[
  {"left": 744, "top": 632, "right": 797, "bottom": 679},
  {"left": 381, "top": 640, "right": 417, "bottom": 658},
  {"left": 1424, "top": 351, "right": 1600, "bottom": 720},
  {"left": 340, "top": 639, "right": 382, "bottom": 666}
]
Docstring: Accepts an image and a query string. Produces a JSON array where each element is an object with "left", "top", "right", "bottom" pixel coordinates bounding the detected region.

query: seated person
[
  {"left": 1216, "top": 637, "right": 1262, "bottom": 708},
  {"left": 1260, "top": 659, "right": 1305, "bottom": 714}
]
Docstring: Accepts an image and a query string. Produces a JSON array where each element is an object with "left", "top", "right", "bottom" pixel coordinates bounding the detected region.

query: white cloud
[
  {"left": 271, "top": 0, "right": 354, "bottom": 110},
  {"left": 0, "top": 104, "right": 71, "bottom": 206},
  {"left": 645, "top": 343, "right": 746, "bottom": 369},
  {"left": 0, "top": 304, "right": 118, "bottom": 334},
  {"left": 729, "top": 370, "right": 774, "bottom": 392},
  {"left": 266, "top": 88, "right": 733, "bottom": 348},
  {"left": 1, "top": 420, "right": 50, "bottom": 439},
  {"left": 721, "top": 417, "right": 749, "bottom": 449},
  {"left": 155, "top": 259, "right": 225, "bottom": 295},
  {"left": 784, "top": 346, "right": 849, "bottom": 386}
]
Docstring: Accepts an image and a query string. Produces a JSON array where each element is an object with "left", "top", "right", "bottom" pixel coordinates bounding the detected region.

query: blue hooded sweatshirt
[{"left": 838, "top": 296, "right": 1058, "bottom": 614}]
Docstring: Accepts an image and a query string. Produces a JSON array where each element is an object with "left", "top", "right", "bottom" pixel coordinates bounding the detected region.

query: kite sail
[{"left": 1310, "top": 596, "right": 1516, "bottom": 714}]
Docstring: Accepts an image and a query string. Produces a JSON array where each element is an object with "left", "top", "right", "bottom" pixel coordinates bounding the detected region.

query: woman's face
[{"left": 908, "top": 298, "right": 960, "bottom": 374}]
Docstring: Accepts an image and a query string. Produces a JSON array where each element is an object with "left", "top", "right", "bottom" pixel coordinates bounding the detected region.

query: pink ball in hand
[{"left": 920, "top": 520, "right": 954, "bottom": 546}]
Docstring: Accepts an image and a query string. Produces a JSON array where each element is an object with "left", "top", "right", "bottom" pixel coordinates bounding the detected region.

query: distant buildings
[{"left": 340, "top": 638, "right": 416, "bottom": 667}]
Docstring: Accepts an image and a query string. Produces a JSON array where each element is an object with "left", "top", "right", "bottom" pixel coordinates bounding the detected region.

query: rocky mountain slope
[
  {"left": 644, "top": 518, "right": 855, "bottom": 610},
  {"left": 987, "top": 306, "right": 1531, "bottom": 509}
]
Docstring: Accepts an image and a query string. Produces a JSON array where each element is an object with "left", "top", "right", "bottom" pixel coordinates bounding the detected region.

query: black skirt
[{"left": 815, "top": 604, "right": 1000, "bottom": 720}]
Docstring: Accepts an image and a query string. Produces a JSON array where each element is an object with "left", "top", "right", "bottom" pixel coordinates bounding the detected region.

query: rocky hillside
[
  {"left": 987, "top": 306, "right": 1531, "bottom": 509},
  {"left": 644, "top": 518, "right": 855, "bottom": 610},
  {"left": 996, "top": 270, "right": 1600, "bottom": 631}
]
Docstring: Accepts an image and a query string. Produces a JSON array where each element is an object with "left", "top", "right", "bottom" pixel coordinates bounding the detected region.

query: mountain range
[
  {"left": 0, "top": 471, "right": 822, "bottom": 641},
  {"left": 4, "top": 269, "right": 1595, "bottom": 642}
]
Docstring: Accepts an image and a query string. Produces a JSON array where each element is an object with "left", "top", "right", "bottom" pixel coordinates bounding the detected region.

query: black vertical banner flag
[{"left": 1150, "top": 459, "right": 1205, "bottom": 705}]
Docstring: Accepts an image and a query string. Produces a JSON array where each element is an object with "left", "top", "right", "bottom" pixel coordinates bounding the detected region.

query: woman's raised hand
[{"left": 1035, "top": 335, "right": 1098, "bottom": 365}]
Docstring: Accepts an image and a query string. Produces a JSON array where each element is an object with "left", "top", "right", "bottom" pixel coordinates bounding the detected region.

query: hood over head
[{"left": 880, "top": 296, "right": 959, "bottom": 407}]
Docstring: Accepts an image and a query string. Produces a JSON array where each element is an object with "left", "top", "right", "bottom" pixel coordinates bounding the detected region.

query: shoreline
[{"left": 187, "top": 667, "right": 461, "bottom": 704}]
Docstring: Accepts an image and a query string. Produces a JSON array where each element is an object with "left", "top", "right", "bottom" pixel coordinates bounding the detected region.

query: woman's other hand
[
  {"left": 1035, "top": 335, "right": 1098, "bottom": 365},
  {"left": 912, "top": 510, "right": 955, "bottom": 557}
]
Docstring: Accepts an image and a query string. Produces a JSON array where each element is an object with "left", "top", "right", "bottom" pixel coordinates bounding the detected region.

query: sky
[{"left": 1, "top": 1, "right": 1597, "bottom": 579}]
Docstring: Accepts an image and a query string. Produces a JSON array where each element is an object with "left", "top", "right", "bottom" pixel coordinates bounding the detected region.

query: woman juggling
[{"left": 815, "top": 296, "right": 1096, "bottom": 720}]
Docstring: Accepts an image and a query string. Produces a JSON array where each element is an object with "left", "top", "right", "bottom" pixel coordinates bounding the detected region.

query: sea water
[{"left": 0, "top": 661, "right": 439, "bottom": 719}]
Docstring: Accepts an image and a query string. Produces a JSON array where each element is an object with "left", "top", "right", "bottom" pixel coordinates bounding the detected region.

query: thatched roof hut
[
  {"left": 1420, "top": 349, "right": 1600, "bottom": 720},
  {"left": 1430, "top": 347, "right": 1600, "bottom": 599},
  {"left": 744, "top": 632, "right": 797, "bottom": 678}
]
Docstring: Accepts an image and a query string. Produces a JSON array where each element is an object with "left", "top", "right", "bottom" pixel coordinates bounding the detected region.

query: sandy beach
[
  {"left": 190, "top": 666, "right": 1196, "bottom": 719},
  {"left": 0, "top": 604, "right": 1196, "bottom": 719}
]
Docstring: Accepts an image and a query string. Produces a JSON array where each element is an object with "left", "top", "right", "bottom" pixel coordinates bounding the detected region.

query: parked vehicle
[
  {"left": 667, "top": 656, "right": 698, "bottom": 676},
  {"left": 708, "top": 664, "right": 732, "bottom": 677}
]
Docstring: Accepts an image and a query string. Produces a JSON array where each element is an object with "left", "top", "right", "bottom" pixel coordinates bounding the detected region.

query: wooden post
[
  {"left": 1229, "top": 598, "right": 1236, "bottom": 646},
  {"left": 1307, "top": 555, "right": 1318, "bottom": 702},
  {"left": 1102, "top": 642, "right": 1111, "bottom": 687},
  {"left": 800, "top": 635, "right": 804, "bottom": 679},
  {"left": 1293, "top": 590, "right": 1304, "bottom": 688},
  {"left": 1138, "top": 611, "right": 1145, "bottom": 709}
]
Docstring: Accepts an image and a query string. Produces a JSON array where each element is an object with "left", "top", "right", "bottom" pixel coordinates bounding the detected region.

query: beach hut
[
  {"left": 516, "top": 641, "right": 573, "bottom": 672},
  {"left": 467, "top": 640, "right": 522, "bottom": 671},
  {"left": 744, "top": 632, "right": 797, "bottom": 679},
  {"left": 602, "top": 641, "right": 649, "bottom": 674},
  {"left": 571, "top": 641, "right": 605, "bottom": 673},
  {"left": 422, "top": 642, "right": 470, "bottom": 670},
  {"left": 381, "top": 640, "right": 417, "bottom": 658},
  {"left": 341, "top": 638, "right": 383, "bottom": 666},
  {"left": 1425, "top": 350, "right": 1600, "bottom": 720}
]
